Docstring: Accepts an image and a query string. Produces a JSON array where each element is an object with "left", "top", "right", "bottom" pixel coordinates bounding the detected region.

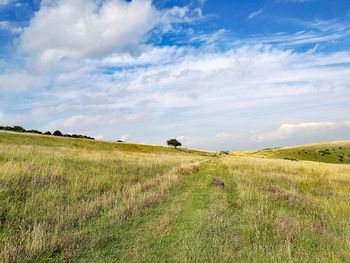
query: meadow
[{"left": 1, "top": 131, "right": 350, "bottom": 262}]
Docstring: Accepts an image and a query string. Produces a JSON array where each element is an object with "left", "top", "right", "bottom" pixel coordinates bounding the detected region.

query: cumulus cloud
[
  {"left": 20, "top": 0, "right": 158, "bottom": 65},
  {"left": 19, "top": 0, "right": 199, "bottom": 67},
  {"left": 253, "top": 121, "right": 350, "bottom": 142}
]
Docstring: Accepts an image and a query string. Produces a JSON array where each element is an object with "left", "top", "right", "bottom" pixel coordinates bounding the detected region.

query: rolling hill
[
  {"left": 243, "top": 141, "right": 350, "bottom": 164},
  {"left": 1, "top": 131, "right": 350, "bottom": 262}
]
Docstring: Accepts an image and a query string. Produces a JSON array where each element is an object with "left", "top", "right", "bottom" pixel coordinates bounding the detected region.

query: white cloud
[
  {"left": 95, "top": 134, "right": 104, "bottom": 140},
  {"left": 19, "top": 0, "right": 200, "bottom": 68},
  {"left": 120, "top": 134, "right": 129, "bottom": 141},
  {"left": 0, "top": 21, "right": 22, "bottom": 33},
  {"left": 253, "top": 121, "right": 350, "bottom": 142},
  {"left": 46, "top": 113, "right": 143, "bottom": 133},
  {"left": 284, "top": 0, "right": 314, "bottom": 2},
  {"left": 247, "top": 9, "right": 264, "bottom": 20},
  {"left": 0, "top": 71, "right": 47, "bottom": 92},
  {"left": 189, "top": 29, "right": 226, "bottom": 48},
  {"left": 0, "top": 111, "right": 29, "bottom": 125},
  {"left": 2, "top": 45, "right": 350, "bottom": 149},
  {"left": 235, "top": 19, "right": 350, "bottom": 48},
  {"left": 174, "top": 132, "right": 241, "bottom": 150},
  {"left": 0, "top": 0, "right": 9, "bottom": 5},
  {"left": 20, "top": 0, "right": 158, "bottom": 65},
  {"left": 2, "top": 1, "right": 350, "bottom": 150},
  {"left": 176, "top": 135, "right": 185, "bottom": 141}
]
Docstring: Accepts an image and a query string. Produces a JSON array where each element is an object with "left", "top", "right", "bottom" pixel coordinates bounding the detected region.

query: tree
[
  {"left": 53, "top": 130, "right": 63, "bottom": 136},
  {"left": 13, "top": 126, "right": 25, "bottom": 132},
  {"left": 26, "top": 129, "right": 42, "bottom": 134},
  {"left": 167, "top": 139, "right": 181, "bottom": 148},
  {"left": 44, "top": 131, "right": 51, "bottom": 135}
]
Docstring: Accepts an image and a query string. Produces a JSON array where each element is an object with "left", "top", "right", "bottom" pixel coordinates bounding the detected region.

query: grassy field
[
  {"left": 246, "top": 141, "right": 350, "bottom": 164},
  {"left": 1, "top": 131, "right": 350, "bottom": 262}
]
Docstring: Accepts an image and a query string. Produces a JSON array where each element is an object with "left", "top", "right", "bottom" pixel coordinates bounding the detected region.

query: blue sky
[{"left": 0, "top": 0, "right": 350, "bottom": 150}]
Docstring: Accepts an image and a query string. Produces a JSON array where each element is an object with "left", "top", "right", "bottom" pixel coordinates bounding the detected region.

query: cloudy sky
[{"left": 0, "top": 0, "right": 350, "bottom": 150}]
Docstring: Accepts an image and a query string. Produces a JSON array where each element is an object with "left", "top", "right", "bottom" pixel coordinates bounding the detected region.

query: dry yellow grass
[
  {"left": 1, "top": 132, "right": 350, "bottom": 262},
  {"left": 0, "top": 135, "right": 205, "bottom": 262},
  {"left": 221, "top": 156, "right": 350, "bottom": 262}
]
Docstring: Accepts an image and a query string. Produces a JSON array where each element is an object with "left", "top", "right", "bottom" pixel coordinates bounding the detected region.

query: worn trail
[{"left": 77, "top": 159, "right": 242, "bottom": 262}]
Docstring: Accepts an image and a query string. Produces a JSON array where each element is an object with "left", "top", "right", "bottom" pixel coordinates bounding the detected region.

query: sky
[{"left": 0, "top": 0, "right": 350, "bottom": 151}]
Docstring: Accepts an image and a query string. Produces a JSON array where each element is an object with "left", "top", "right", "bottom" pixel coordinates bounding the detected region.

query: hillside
[
  {"left": 0, "top": 130, "right": 212, "bottom": 156},
  {"left": 246, "top": 141, "right": 350, "bottom": 164},
  {"left": 1, "top": 132, "right": 350, "bottom": 262}
]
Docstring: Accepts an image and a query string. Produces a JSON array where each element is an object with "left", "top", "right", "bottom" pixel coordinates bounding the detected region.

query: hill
[
  {"left": 1, "top": 132, "right": 350, "bottom": 262},
  {"left": 0, "top": 130, "right": 212, "bottom": 156},
  {"left": 244, "top": 141, "right": 350, "bottom": 164}
]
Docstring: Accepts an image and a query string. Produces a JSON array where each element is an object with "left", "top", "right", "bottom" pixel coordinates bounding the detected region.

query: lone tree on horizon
[{"left": 167, "top": 138, "right": 182, "bottom": 148}]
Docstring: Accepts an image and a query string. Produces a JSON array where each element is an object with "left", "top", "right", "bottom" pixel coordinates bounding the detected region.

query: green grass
[
  {"left": 248, "top": 141, "right": 350, "bottom": 164},
  {"left": 1, "top": 132, "right": 350, "bottom": 262},
  {"left": 75, "top": 161, "right": 241, "bottom": 262}
]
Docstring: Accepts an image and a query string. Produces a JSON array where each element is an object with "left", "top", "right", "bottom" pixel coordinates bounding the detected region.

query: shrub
[{"left": 53, "top": 130, "right": 63, "bottom": 136}]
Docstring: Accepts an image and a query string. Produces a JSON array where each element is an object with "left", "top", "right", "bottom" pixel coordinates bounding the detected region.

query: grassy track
[{"left": 76, "top": 160, "right": 241, "bottom": 262}]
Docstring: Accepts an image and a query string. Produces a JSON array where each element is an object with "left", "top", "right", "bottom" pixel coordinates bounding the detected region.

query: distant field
[
  {"left": 1, "top": 132, "right": 350, "bottom": 262},
  {"left": 0, "top": 131, "right": 211, "bottom": 156},
  {"left": 246, "top": 141, "right": 350, "bottom": 164}
]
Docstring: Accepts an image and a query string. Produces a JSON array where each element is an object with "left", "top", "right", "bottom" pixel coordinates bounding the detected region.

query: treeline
[{"left": 0, "top": 125, "right": 95, "bottom": 140}]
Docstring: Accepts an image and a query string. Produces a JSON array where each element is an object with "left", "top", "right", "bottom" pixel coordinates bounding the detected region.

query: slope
[{"left": 246, "top": 141, "right": 350, "bottom": 164}]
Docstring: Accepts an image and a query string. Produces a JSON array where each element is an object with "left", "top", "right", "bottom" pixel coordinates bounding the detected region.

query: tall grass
[
  {"left": 1, "top": 132, "right": 350, "bottom": 262},
  {"left": 0, "top": 140, "right": 204, "bottom": 262},
  {"left": 222, "top": 156, "right": 350, "bottom": 262}
]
